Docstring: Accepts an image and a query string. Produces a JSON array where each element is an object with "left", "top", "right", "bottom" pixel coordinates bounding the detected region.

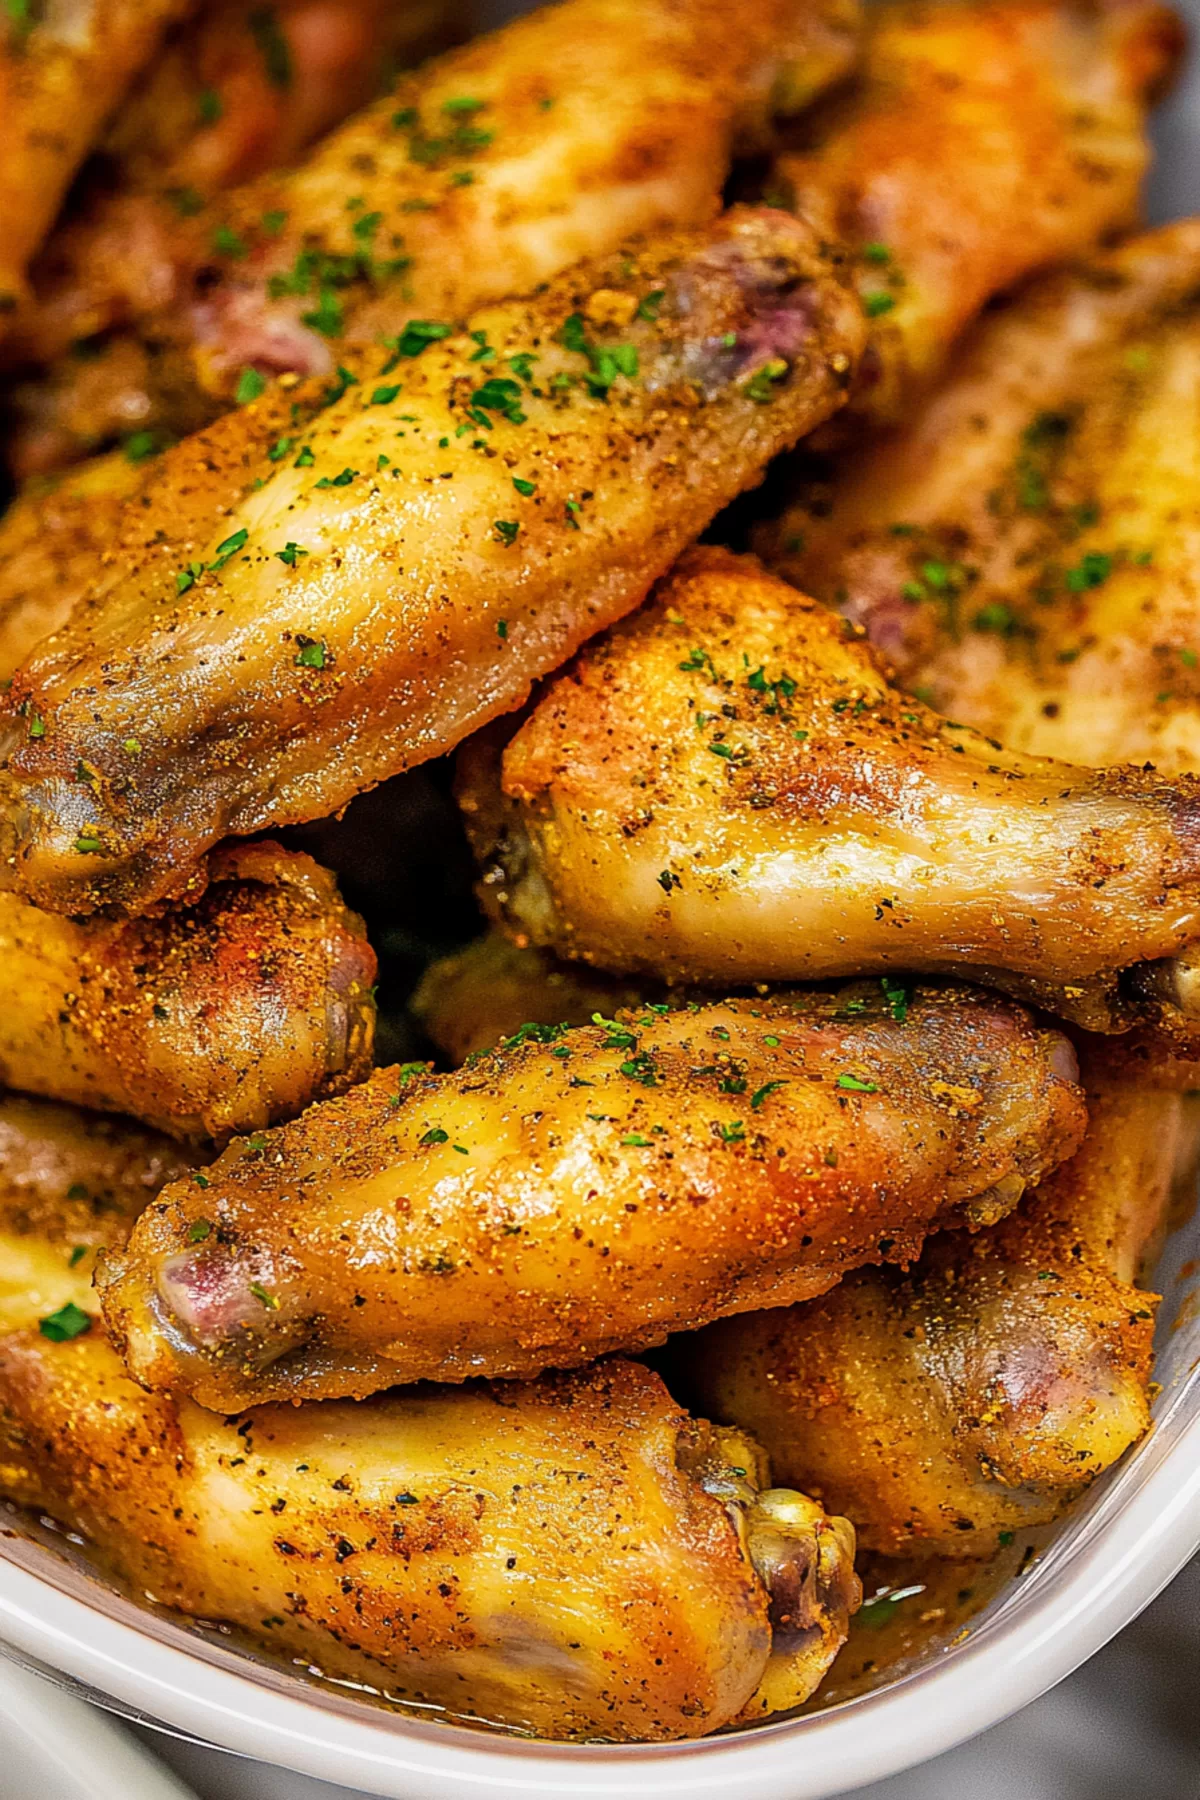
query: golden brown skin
[
  {"left": 0, "top": 840, "right": 375, "bottom": 1141},
  {"left": 761, "top": 223, "right": 1200, "bottom": 777},
  {"left": 411, "top": 930, "right": 647, "bottom": 1064},
  {"left": 459, "top": 547, "right": 1200, "bottom": 1017},
  {"left": 770, "top": 0, "right": 1182, "bottom": 427},
  {"left": 0, "top": 451, "right": 148, "bottom": 682},
  {"left": 0, "top": 0, "right": 188, "bottom": 325},
  {"left": 96, "top": 983, "right": 1084, "bottom": 1409},
  {"left": 0, "top": 1154, "right": 859, "bottom": 1741},
  {"left": 7, "top": 0, "right": 862, "bottom": 468},
  {"left": 6, "top": 0, "right": 465, "bottom": 472},
  {"left": 689, "top": 1058, "right": 1176, "bottom": 1559},
  {"left": 0, "top": 209, "right": 865, "bottom": 918}
]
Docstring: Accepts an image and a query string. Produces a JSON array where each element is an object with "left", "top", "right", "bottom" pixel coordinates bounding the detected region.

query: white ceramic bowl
[{"left": 2, "top": 6, "right": 1200, "bottom": 1795}]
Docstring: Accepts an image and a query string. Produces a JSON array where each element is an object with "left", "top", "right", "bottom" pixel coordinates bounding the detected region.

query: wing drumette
[
  {"left": 0, "top": 841, "right": 375, "bottom": 1140},
  {"left": 0, "top": 209, "right": 865, "bottom": 917},
  {"left": 770, "top": 0, "right": 1182, "bottom": 425},
  {"left": 0, "top": 1095, "right": 859, "bottom": 1741},
  {"left": 7, "top": 0, "right": 862, "bottom": 470},
  {"left": 687, "top": 1053, "right": 1181, "bottom": 1557},
  {"left": 459, "top": 547, "right": 1200, "bottom": 1021},
  {"left": 96, "top": 983, "right": 1082, "bottom": 1408}
]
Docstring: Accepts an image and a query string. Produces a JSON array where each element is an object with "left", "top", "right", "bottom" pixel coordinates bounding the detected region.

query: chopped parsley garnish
[
  {"left": 621, "top": 1133, "right": 650, "bottom": 1147},
  {"left": 235, "top": 367, "right": 267, "bottom": 404},
  {"left": 320, "top": 365, "right": 358, "bottom": 405},
  {"left": 715, "top": 1121, "right": 745, "bottom": 1144},
  {"left": 493, "top": 520, "right": 520, "bottom": 545},
  {"left": 863, "top": 292, "right": 895, "bottom": 317},
  {"left": 198, "top": 87, "right": 223, "bottom": 125},
  {"left": 555, "top": 312, "right": 639, "bottom": 397},
  {"left": 744, "top": 358, "right": 789, "bottom": 402},
  {"left": 122, "top": 737, "right": 142, "bottom": 755},
  {"left": 73, "top": 835, "right": 103, "bottom": 854},
  {"left": 496, "top": 619, "right": 508, "bottom": 638},
  {"left": 212, "top": 224, "right": 248, "bottom": 260},
  {"left": 1065, "top": 551, "right": 1113, "bottom": 591},
  {"left": 591, "top": 1012, "right": 637, "bottom": 1050},
  {"left": 302, "top": 288, "right": 344, "bottom": 337},
  {"left": 188, "top": 1218, "right": 213, "bottom": 1243},
  {"left": 751, "top": 1081, "right": 786, "bottom": 1110},
  {"left": 469, "top": 376, "right": 526, "bottom": 424},
  {"left": 249, "top": 1281, "right": 279, "bottom": 1309},
  {"left": 636, "top": 289, "right": 665, "bottom": 321},
  {"left": 420, "top": 1126, "right": 450, "bottom": 1145},
  {"left": 836, "top": 1073, "right": 878, "bottom": 1093},
  {"left": 276, "top": 542, "right": 309, "bottom": 566},
  {"left": 294, "top": 637, "right": 327, "bottom": 669},
  {"left": 294, "top": 445, "right": 315, "bottom": 467},
  {"left": 68, "top": 1245, "right": 88, "bottom": 1268},
  {"left": 39, "top": 1302, "right": 91, "bottom": 1342},
  {"left": 862, "top": 243, "right": 891, "bottom": 264},
  {"left": 261, "top": 208, "right": 288, "bottom": 236},
  {"left": 267, "top": 435, "right": 293, "bottom": 461},
  {"left": 315, "top": 467, "right": 357, "bottom": 488},
  {"left": 27, "top": 715, "right": 44, "bottom": 739},
  {"left": 973, "top": 602, "right": 1018, "bottom": 635},
  {"left": 881, "top": 976, "right": 910, "bottom": 1022},
  {"left": 370, "top": 383, "right": 401, "bottom": 406},
  {"left": 123, "top": 430, "right": 162, "bottom": 463},
  {"left": 513, "top": 476, "right": 537, "bottom": 496},
  {"left": 387, "top": 319, "right": 452, "bottom": 363},
  {"left": 210, "top": 527, "right": 249, "bottom": 569}
]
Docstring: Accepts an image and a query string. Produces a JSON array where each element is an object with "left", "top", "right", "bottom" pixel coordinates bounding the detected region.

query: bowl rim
[{"left": 0, "top": 1353, "right": 1197, "bottom": 1800}]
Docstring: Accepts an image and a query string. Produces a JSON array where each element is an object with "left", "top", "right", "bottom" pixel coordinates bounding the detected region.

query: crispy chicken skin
[
  {"left": 0, "top": 840, "right": 375, "bottom": 1140},
  {"left": 0, "top": 0, "right": 188, "bottom": 326},
  {"left": 760, "top": 223, "right": 1200, "bottom": 776},
  {"left": 0, "top": 1149, "right": 859, "bottom": 1740},
  {"left": 688, "top": 1060, "right": 1177, "bottom": 1558},
  {"left": 6, "top": 0, "right": 862, "bottom": 468},
  {"left": 0, "top": 209, "right": 865, "bottom": 918},
  {"left": 0, "top": 451, "right": 148, "bottom": 682},
  {"left": 459, "top": 547, "right": 1200, "bottom": 1011},
  {"left": 7, "top": 0, "right": 465, "bottom": 469},
  {"left": 96, "top": 984, "right": 1083, "bottom": 1409},
  {"left": 771, "top": 0, "right": 1182, "bottom": 426}
]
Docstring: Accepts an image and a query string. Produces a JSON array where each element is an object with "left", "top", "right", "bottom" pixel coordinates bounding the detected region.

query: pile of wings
[{"left": 0, "top": 0, "right": 1196, "bottom": 1745}]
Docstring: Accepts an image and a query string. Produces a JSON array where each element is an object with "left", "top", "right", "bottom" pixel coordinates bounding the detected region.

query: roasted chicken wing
[
  {"left": 0, "top": 1118, "right": 859, "bottom": 1741},
  {"left": 758, "top": 222, "right": 1200, "bottom": 771},
  {"left": 6, "top": 0, "right": 862, "bottom": 469},
  {"left": 459, "top": 547, "right": 1200, "bottom": 1021},
  {"left": 687, "top": 1056, "right": 1178, "bottom": 1557},
  {"left": 97, "top": 983, "right": 1083, "bottom": 1408},
  {"left": 771, "top": 0, "right": 1182, "bottom": 425},
  {"left": 0, "top": 841, "right": 375, "bottom": 1140},
  {"left": 0, "top": 0, "right": 187, "bottom": 327},
  {"left": 0, "top": 209, "right": 865, "bottom": 918}
]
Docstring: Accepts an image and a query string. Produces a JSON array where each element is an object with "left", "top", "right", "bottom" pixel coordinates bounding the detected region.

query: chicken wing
[
  {"left": 411, "top": 930, "right": 646, "bottom": 1064},
  {"left": 6, "top": 0, "right": 862, "bottom": 470},
  {"left": 0, "top": 0, "right": 188, "bottom": 327},
  {"left": 758, "top": 222, "right": 1200, "bottom": 771},
  {"left": 769, "top": 0, "right": 1182, "bottom": 426},
  {"left": 96, "top": 983, "right": 1083, "bottom": 1409},
  {"left": 686, "top": 1056, "right": 1178, "bottom": 1558},
  {"left": 458, "top": 546, "right": 1200, "bottom": 1019},
  {"left": 0, "top": 1130, "right": 859, "bottom": 1740},
  {"left": 0, "top": 208, "right": 865, "bottom": 918},
  {"left": 6, "top": 0, "right": 466, "bottom": 472},
  {"left": 0, "top": 840, "right": 375, "bottom": 1140}
]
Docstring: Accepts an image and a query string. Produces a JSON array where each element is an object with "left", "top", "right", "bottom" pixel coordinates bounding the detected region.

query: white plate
[
  {"left": 1, "top": 6, "right": 1198, "bottom": 1797},
  {"left": 0, "top": 1652, "right": 198, "bottom": 1800}
]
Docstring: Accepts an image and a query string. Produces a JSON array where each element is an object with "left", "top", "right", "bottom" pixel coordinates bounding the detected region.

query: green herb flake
[
  {"left": 276, "top": 541, "right": 309, "bottom": 566},
  {"left": 636, "top": 289, "right": 666, "bottom": 321},
  {"left": 751, "top": 1080, "right": 786, "bottom": 1110},
  {"left": 249, "top": 6, "right": 292, "bottom": 88},
  {"left": 188, "top": 1218, "right": 213, "bottom": 1243},
  {"left": 862, "top": 242, "right": 891, "bottom": 264},
  {"left": 836, "top": 1073, "right": 878, "bottom": 1093},
  {"left": 881, "top": 976, "right": 910, "bottom": 1022},
  {"left": 27, "top": 715, "right": 44, "bottom": 739},
  {"left": 744, "top": 358, "right": 788, "bottom": 403},
  {"left": 210, "top": 527, "right": 249, "bottom": 569},
  {"left": 370, "top": 384, "right": 401, "bottom": 406},
  {"left": 496, "top": 619, "right": 509, "bottom": 638},
  {"left": 314, "top": 467, "right": 358, "bottom": 488},
  {"left": 39, "top": 1302, "right": 91, "bottom": 1342},
  {"left": 420, "top": 1126, "right": 450, "bottom": 1146},
  {"left": 512, "top": 476, "right": 537, "bottom": 496},
  {"left": 1065, "top": 551, "right": 1113, "bottom": 592},
  {"left": 213, "top": 225, "right": 248, "bottom": 260},
  {"left": 73, "top": 835, "right": 103, "bottom": 854},
  {"left": 294, "top": 445, "right": 315, "bottom": 467},
  {"left": 235, "top": 367, "right": 266, "bottom": 404},
  {"left": 68, "top": 1245, "right": 88, "bottom": 1268},
  {"left": 493, "top": 519, "right": 520, "bottom": 546},
  {"left": 294, "top": 638, "right": 327, "bottom": 669},
  {"left": 973, "top": 602, "right": 1017, "bottom": 635},
  {"left": 261, "top": 208, "right": 288, "bottom": 236},
  {"left": 267, "top": 435, "right": 294, "bottom": 462},
  {"left": 198, "top": 87, "right": 224, "bottom": 125},
  {"left": 123, "top": 430, "right": 161, "bottom": 463},
  {"left": 863, "top": 292, "right": 895, "bottom": 318},
  {"left": 621, "top": 1133, "right": 650, "bottom": 1148},
  {"left": 716, "top": 1121, "right": 745, "bottom": 1144},
  {"left": 250, "top": 1281, "right": 279, "bottom": 1310}
]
